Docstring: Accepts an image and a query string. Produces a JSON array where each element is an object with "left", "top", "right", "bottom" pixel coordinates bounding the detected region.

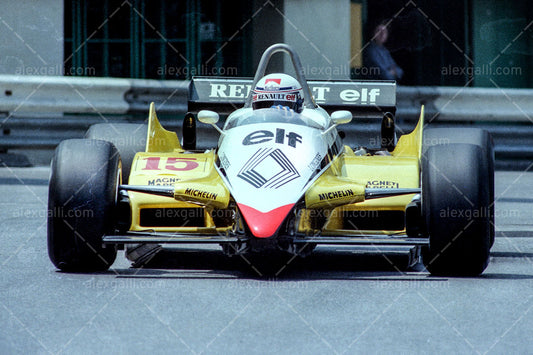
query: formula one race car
[{"left": 48, "top": 43, "right": 494, "bottom": 276}]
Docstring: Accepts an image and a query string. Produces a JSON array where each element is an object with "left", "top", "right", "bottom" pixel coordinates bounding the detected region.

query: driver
[{"left": 252, "top": 73, "right": 304, "bottom": 113}]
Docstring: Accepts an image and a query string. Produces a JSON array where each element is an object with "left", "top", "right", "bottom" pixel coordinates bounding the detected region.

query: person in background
[{"left": 363, "top": 20, "right": 404, "bottom": 81}]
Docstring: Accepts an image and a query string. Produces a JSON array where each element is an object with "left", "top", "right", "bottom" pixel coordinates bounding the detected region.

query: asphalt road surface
[{"left": 0, "top": 167, "right": 532, "bottom": 354}]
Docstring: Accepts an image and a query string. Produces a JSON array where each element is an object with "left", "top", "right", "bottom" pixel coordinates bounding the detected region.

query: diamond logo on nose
[{"left": 238, "top": 148, "right": 300, "bottom": 189}]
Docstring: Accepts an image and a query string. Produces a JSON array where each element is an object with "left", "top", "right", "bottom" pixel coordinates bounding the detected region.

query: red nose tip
[{"left": 238, "top": 203, "right": 295, "bottom": 238}]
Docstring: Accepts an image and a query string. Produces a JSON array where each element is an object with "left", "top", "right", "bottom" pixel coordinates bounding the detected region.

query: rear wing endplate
[{"left": 188, "top": 77, "right": 396, "bottom": 119}]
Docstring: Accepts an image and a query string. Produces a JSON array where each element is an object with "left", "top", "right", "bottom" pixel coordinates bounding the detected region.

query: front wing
[{"left": 103, "top": 232, "right": 428, "bottom": 246}]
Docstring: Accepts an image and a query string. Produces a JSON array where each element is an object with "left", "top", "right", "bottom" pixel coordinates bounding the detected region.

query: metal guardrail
[
  {"left": 1, "top": 75, "right": 532, "bottom": 120},
  {"left": 397, "top": 86, "right": 533, "bottom": 122},
  {"left": 0, "top": 75, "right": 188, "bottom": 115},
  {"left": 0, "top": 75, "right": 532, "bottom": 168}
]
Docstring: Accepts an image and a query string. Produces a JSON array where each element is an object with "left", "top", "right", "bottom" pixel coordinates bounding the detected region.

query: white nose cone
[{"left": 217, "top": 121, "right": 328, "bottom": 238}]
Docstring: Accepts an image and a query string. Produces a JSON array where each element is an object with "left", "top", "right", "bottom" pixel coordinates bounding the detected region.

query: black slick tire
[
  {"left": 47, "top": 139, "right": 119, "bottom": 271},
  {"left": 424, "top": 128, "right": 495, "bottom": 246},
  {"left": 422, "top": 143, "right": 492, "bottom": 276}
]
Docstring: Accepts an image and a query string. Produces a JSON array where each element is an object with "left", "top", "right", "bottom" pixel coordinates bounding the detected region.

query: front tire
[
  {"left": 424, "top": 128, "right": 495, "bottom": 247},
  {"left": 47, "top": 139, "right": 119, "bottom": 271},
  {"left": 422, "top": 143, "right": 492, "bottom": 276}
]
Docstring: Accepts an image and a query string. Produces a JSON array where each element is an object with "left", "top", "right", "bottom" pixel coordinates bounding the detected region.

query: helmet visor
[
  {"left": 252, "top": 91, "right": 302, "bottom": 112},
  {"left": 253, "top": 100, "right": 301, "bottom": 111}
]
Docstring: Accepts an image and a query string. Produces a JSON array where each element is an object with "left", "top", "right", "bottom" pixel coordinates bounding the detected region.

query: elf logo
[
  {"left": 312, "top": 87, "right": 381, "bottom": 103},
  {"left": 243, "top": 129, "right": 302, "bottom": 148}
]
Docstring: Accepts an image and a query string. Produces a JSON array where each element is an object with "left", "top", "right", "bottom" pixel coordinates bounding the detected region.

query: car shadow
[
  {"left": 105, "top": 245, "right": 533, "bottom": 281},
  {"left": 112, "top": 246, "right": 427, "bottom": 281}
]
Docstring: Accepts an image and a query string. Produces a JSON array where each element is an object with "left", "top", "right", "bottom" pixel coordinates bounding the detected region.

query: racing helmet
[{"left": 252, "top": 73, "right": 304, "bottom": 113}]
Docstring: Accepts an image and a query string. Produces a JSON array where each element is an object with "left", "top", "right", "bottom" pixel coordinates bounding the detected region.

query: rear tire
[
  {"left": 422, "top": 143, "right": 492, "bottom": 276},
  {"left": 47, "top": 139, "right": 119, "bottom": 271},
  {"left": 86, "top": 123, "right": 147, "bottom": 182}
]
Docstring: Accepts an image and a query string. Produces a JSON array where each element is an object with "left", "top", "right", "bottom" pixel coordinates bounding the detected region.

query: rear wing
[{"left": 188, "top": 77, "right": 396, "bottom": 119}]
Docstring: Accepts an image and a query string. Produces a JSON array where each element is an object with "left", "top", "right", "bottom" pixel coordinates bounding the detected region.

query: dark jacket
[{"left": 363, "top": 42, "right": 403, "bottom": 81}]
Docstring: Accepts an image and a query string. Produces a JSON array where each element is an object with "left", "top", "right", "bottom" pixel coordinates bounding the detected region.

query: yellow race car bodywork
[{"left": 126, "top": 103, "right": 424, "bottom": 238}]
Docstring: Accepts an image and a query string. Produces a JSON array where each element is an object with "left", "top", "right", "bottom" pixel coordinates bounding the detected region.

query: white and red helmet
[{"left": 252, "top": 73, "right": 304, "bottom": 113}]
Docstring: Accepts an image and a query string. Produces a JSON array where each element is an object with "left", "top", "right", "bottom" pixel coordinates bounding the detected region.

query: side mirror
[
  {"left": 198, "top": 110, "right": 219, "bottom": 125},
  {"left": 331, "top": 110, "right": 352, "bottom": 125}
]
